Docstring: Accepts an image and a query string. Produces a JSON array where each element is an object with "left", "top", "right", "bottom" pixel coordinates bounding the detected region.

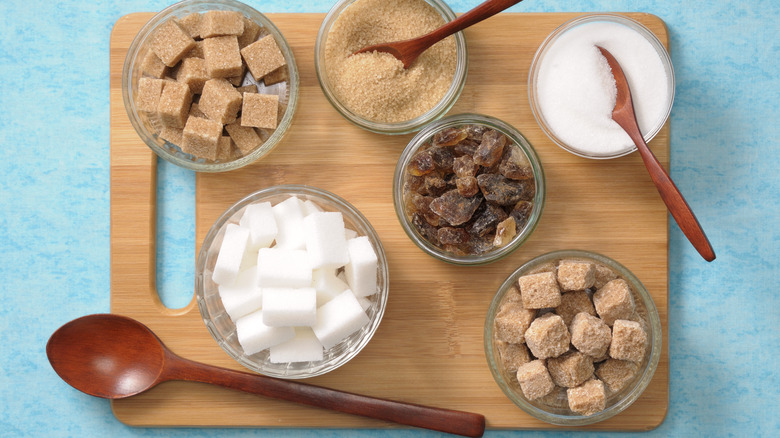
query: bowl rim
[
  {"left": 122, "top": 0, "right": 300, "bottom": 172},
  {"left": 393, "top": 112, "right": 546, "bottom": 265},
  {"left": 483, "top": 249, "right": 663, "bottom": 425},
  {"left": 527, "top": 13, "right": 675, "bottom": 160},
  {"left": 314, "top": 0, "right": 469, "bottom": 135},
  {"left": 195, "top": 184, "right": 389, "bottom": 378}
]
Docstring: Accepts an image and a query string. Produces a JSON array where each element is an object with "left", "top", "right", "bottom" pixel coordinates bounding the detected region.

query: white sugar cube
[
  {"left": 301, "top": 199, "right": 324, "bottom": 216},
  {"left": 219, "top": 266, "right": 263, "bottom": 321},
  {"left": 212, "top": 223, "right": 250, "bottom": 286},
  {"left": 344, "top": 228, "right": 358, "bottom": 240},
  {"left": 311, "top": 268, "right": 349, "bottom": 306},
  {"left": 269, "top": 328, "right": 324, "bottom": 363},
  {"left": 344, "top": 236, "right": 378, "bottom": 297},
  {"left": 256, "top": 247, "right": 312, "bottom": 288},
  {"left": 272, "top": 196, "right": 306, "bottom": 250},
  {"left": 236, "top": 309, "right": 295, "bottom": 355},
  {"left": 239, "top": 202, "right": 277, "bottom": 250},
  {"left": 355, "top": 294, "right": 372, "bottom": 312},
  {"left": 303, "top": 212, "right": 349, "bottom": 269},
  {"left": 262, "top": 287, "right": 317, "bottom": 327},
  {"left": 312, "top": 289, "right": 369, "bottom": 349}
]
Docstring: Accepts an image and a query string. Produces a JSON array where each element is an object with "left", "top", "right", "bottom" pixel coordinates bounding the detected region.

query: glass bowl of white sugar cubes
[{"left": 196, "top": 185, "right": 389, "bottom": 378}]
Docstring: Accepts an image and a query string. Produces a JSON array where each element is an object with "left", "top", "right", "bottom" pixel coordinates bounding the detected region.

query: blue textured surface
[{"left": 1, "top": 0, "right": 778, "bottom": 437}]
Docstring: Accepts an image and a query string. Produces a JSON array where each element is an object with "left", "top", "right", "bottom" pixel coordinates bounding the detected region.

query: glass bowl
[
  {"left": 528, "top": 14, "right": 675, "bottom": 159},
  {"left": 393, "top": 113, "right": 545, "bottom": 265},
  {"left": 122, "top": 0, "right": 299, "bottom": 172},
  {"left": 195, "top": 185, "right": 389, "bottom": 378},
  {"left": 484, "top": 250, "right": 662, "bottom": 425},
  {"left": 314, "top": 0, "right": 468, "bottom": 135}
]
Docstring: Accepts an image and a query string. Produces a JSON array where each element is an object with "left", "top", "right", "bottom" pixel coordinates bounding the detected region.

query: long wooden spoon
[
  {"left": 354, "top": 0, "right": 523, "bottom": 68},
  {"left": 46, "top": 313, "right": 485, "bottom": 437},
  {"left": 596, "top": 46, "right": 715, "bottom": 262}
]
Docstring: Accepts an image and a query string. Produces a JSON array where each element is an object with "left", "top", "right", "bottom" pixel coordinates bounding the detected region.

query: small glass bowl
[
  {"left": 122, "top": 0, "right": 299, "bottom": 172},
  {"left": 484, "top": 250, "right": 662, "bottom": 425},
  {"left": 393, "top": 113, "right": 545, "bottom": 265},
  {"left": 195, "top": 185, "right": 389, "bottom": 378},
  {"left": 314, "top": 0, "right": 468, "bottom": 135},
  {"left": 528, "top": 14, "right": 675, "bottom": 159}
]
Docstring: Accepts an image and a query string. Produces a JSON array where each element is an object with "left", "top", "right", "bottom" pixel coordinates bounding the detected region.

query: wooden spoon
[
  {"left": 596, "top": 46, "right": 716, "bottom": 262},
  {"left": 354, "top": 0, "right": 523, "bottom": 68},
  {"left": 46, "top": 313, "right": 486, "bottom": 437}
]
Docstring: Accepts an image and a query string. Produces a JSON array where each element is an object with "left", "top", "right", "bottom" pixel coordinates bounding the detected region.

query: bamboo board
[{"left": 110, "top": 12, "right": 669, "bottom": 431}]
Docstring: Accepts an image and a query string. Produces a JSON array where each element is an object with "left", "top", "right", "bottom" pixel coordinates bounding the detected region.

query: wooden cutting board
[{"left": 110, "top": 12, "right": 669, "bottom": 431}]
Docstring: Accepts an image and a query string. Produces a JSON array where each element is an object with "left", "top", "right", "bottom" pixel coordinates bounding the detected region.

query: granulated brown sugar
[{"left": 324, "top": 0, "right": 457, "bottom": 123}]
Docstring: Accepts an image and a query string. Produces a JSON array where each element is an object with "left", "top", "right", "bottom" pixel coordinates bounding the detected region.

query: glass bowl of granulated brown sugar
[{"left": 315, "top": 0, "right": 468, "bottom": 135}]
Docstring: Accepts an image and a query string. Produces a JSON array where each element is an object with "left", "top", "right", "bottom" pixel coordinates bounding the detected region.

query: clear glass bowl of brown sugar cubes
[
  {"left": 393, "top": 113, "right": 545, "bottom": 265},
  {"left": 122, "top": 0, "right": 299, "bottom": 172},
  {"left": 484, "top": 250, "right": 662, "bottom": 425},
  {"left": 315, "top": 0, "right": 468, "bottom": 134}
]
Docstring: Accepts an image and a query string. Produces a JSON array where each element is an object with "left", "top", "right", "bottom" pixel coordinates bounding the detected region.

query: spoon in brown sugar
[
  {"left": 596, "top": 46, "right": 716, "bottom": 262},
  {"left": 46, "top": 314, "right": 486, "bottom": 438},
  {"left": 354, "top": 0, "right": 524, "bottom": 68}
]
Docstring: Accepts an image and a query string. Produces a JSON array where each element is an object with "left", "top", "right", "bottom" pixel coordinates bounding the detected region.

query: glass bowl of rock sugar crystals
[
  {"left": 195, "top": 185, "right": 389, "bottom": 378},
  {"left": 484, "top": 250, "right": 662, "bottom": 425},
  {"left": 528, "top": 14, "right": 675, "bottom": 159},
  {"left": 315, "top": 0, "right": 468, "bottom": 134},
  {"left": 123, "top": 0, "right": 299, "bottom": 172}
]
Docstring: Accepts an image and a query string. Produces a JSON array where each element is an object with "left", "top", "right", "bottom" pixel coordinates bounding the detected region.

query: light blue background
[{"left": 1, "top": 0, "right": 777, "bottom": 437}]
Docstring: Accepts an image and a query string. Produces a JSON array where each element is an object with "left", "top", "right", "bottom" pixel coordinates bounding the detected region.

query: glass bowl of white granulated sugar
[{"left": 528, "top": 14, "right": 675, "bottom": 159}]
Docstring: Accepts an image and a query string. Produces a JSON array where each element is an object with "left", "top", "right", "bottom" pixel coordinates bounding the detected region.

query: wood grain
[{"left": 110, "top": 12, "right": 669, "bottom": 430}]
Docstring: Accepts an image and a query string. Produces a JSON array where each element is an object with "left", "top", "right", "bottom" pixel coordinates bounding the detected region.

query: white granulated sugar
[{"left": 536, "top": 21, "right": 669, "bottom": 156}]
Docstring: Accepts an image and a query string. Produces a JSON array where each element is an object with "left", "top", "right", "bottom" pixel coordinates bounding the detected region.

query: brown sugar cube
[
  {"left": 141, "top": 51, "right": 168, "bottom": 78},
  {"left": 567, "top": 379, "right": 606, "bottom": 416},
  {"left": 516, "top": 360, "right": 555, "bottom": 400},
  {"left": 157, "top": 81, "right": 192, "bottom": 128},
  {"left": 177, "top": 57, "right": 209, "bottom": 94},
  {"left": 595, "top": 359, "right": 639, "bottom": 394},
  {"left": 570, "top": 313, "right": 612, "bottom": 358},
  {"left": 517, "top": 271, "right": 561, "bottom": 309},
  {"left": 217, "top": 135, "right": 234, "bottom": 161},
  {"left": 593, "top": 279, "right": 635, "bottom": 326},
  {"left": 181, "top": 116, "right": 222, "bottom": 160},
  {"left": 227, "top": 65, "right": 247, "bottom": 86},
  {"left": 494, "top": 301, "right": 536, "bottom": 344},
  {"left": 225, "top": 119, "right": 262, "bottom": 155},
  {"left": 189, "top": 102, "right": 206, "bottom": 119},
  {"left": 203, "top": 36, "right": 243, "bottom": 78},
  {"left": 187, "top": 40, "right": 205, "bottom": 58},
  {"left": 241, "top": 93, "right": 278, "bottom": 129},
  {"left": 593, "top": 263, "right": 619, "bottom": 289},
  {"left": 200, "top": 10, "right": 244, "bottom": 38},
  {"left": 236, "top": 84, "right": 258, "bottom": 94},
  {"left": 609, "top": 319, "right": 647, "bottom": 363},
  {"left": 237, "top": 16, "right": 262, "bottom": 48},
  {"left": 263, "top": 66, "right": 288, "bottom": 85},
  {"left": 199, "top": 78, "right": 242, "bottom": 124},
  {"left": 177, "top": 12, "right": 202, "bottom": 39},
  {"left": 524, "top": 313, "right": 571, "bottom": 359},
  {"left": 554, "top": 291, "right": 596, "bottom": 326},
  {"left": 557, "top": 261, "right": 596, "bottom": 291},
  {"left": 136, "top": 77, "right": 166, "bottom": 115},
  {"left": 502, "top": 286, "right": 524, "bottom": 306},
  {"left": 496, "top": 340, "right": 531, "bottom": 373},
  {"left": 547, "top": 351, "right": 594, "bottom": 388},
  {"left": 150, "top": 19, "right": 196, "bottom": 67},
  {"left": 241, "top": 35, "right": 286, "bottom": 80},
  {"left": 159, "top": 126, "right": 183, "bottom": 146}
]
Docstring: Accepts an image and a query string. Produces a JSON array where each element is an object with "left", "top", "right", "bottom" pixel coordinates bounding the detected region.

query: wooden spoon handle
[
  {"left": 418, "top": 0, "right": 523, "bottom": 51},
  {"left": 168, "top": 356, "right": 485, "bottom": 437},
  {"left": 618, "top": 121, "right": 716, "bottom": 262}
]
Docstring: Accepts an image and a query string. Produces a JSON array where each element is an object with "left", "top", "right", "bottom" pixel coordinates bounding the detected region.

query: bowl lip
[
  {"left": 483, "top": 249, "right": 663, "bottom": 425},
  {"left": 122, "top": 0, "right": 300, "bottom": 172},
  {"left": 314, "top": 0, "right": 469, "bottom": 135},
  {"left": 527, "top": 13, "right": 676, "bottom": 160},
  {"left": 195, "top": 184, "right": 390, "bottom": 378},
  {"left": 393, "top": 112, "right": 546, "bottom": 265}
]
